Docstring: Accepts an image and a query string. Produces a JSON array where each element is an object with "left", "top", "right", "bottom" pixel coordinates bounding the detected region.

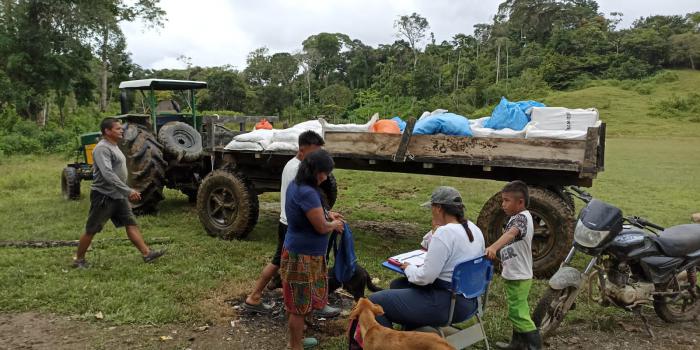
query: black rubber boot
[
  {"left": 495, "top": 330, "right": 524, "bottom": 350},
  {"left": 521, "top": 329, "right": 543, "bottom": 350}
]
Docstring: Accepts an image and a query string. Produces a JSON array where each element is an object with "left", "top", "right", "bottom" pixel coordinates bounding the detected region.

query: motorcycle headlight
[{"left": 574, "top": 220, "right": 610, "bottom": 248}]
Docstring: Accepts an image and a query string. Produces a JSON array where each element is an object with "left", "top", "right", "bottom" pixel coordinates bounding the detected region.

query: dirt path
[
  {"left": 3, "top": 303, "right": 698, "bottom": 349},
  {"left": 546, "top": 312, "right": 700, "bottom": 350},
  {"left": 0, "top": 295, "right": 348, "bottom": 349}
]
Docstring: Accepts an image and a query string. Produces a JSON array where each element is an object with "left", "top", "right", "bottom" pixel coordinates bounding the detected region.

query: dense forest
[{"left": 0, "top": 0, "right": 699, "bottom": 155}]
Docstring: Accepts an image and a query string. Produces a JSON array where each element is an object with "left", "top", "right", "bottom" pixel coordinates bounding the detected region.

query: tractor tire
[
  {"left": 158, "top": 121, "right": 203, "bottom": 162},
  {"left": 197, "top": 170, "right": 259, "bottom": 240},
  {"left": 319, "top": 173, "right": 338, "bottom": 209},
  {"left": 120, "top": 122, "right": 167, "bottom": 215},
  {"left": 61, "top": 167, "right": 81, "bottom": 200},
  {"left": 476, "top": 186, "right": 575, "bottom": 278}
]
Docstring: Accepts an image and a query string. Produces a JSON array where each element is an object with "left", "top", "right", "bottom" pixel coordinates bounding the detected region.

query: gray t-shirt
[
  {"left": 91, "top": 139, "right": 132, "bottom": 199},
  {"left": 499, "top": 210, "right": 535, "bottom": 280}
]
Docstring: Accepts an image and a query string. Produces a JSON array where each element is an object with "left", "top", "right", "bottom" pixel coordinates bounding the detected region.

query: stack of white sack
[
  {"left": 224, "top": 129, "right": 274, "bottom": 151},
  {"left": 526, "top": 107, "right": 600, "bottom": 140},
  {"left": 265, "top": 119, "right": 324, "bottom": 152},
  {"left": 469, "top": 117, "right": 526, "bottom": 138},
  {"left": 224, "top": 115, "right": 379, "bottom": 152}
]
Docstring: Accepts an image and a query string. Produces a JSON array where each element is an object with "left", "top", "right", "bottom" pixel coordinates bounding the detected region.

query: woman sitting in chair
[{"left": 368, "top": 186, "right": 486, "bottom": 330}]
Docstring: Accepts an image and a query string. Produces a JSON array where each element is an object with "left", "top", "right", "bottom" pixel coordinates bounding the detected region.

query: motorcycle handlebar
[
  {"left": 637, "top": 217, "right": 665, "bottom": 231},
  {"left": 627, "top": 216, "right": 665, "bottom": 231}
]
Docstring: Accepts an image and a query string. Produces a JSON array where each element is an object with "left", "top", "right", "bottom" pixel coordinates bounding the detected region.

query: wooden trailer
[{"left": 197, "top": 117, "right": 605, "bottom": 277}]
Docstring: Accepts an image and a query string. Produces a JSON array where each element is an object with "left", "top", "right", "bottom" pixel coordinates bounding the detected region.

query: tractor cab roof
[{"left": 118, "top": 79, "right": 207, "bottom": 90}]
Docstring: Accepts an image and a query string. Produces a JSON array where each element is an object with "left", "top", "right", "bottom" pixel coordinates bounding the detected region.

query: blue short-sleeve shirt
[{"left": 283, "top": 181, "right": 328, "bottom": 256}]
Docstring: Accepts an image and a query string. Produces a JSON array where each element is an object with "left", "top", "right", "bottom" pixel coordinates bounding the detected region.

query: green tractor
[{"left": 61, "top": 79, "right": 209, "bottom": 214}]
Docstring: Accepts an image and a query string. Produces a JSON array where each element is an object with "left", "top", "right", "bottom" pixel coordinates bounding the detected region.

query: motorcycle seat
[{"left": 655, "top": 224, "right": 700, "bottom": 257}]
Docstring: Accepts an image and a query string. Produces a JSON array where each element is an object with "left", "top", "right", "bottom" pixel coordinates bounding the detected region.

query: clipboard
[
  {"left": 382, "top": 249, "right": 427, "bottom": 274},
  {"left": 382, "top": 261, "right": 405, "bottom": 274}
]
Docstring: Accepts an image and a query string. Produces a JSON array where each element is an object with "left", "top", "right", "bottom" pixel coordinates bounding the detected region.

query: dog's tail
[{"left": 366, "top": 276, "right": 383, "bottom": 292}]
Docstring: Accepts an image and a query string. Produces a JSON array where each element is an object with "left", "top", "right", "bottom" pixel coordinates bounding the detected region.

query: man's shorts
[
  {"left": 271, "top": 222, "right": 288, "bottom": 266},
  {"left": 85, "top": 190, "right": 137, "bottom": 234}
]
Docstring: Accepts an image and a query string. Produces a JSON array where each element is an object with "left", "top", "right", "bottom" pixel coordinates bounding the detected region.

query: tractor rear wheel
[
  {"left": 61, "top": 167, "right": 81, "bottom": 200},
  {"left": 197, "top": 170, "right": 259, "bottom": 240},
  {"left": 120, "top": 123, "right": 167, "bottom": 215}
]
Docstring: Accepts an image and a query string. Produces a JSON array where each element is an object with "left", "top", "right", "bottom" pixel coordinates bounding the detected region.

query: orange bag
[
  {"left": 255, "top": 118, "right": 273, "bottom": 130},
  {"left": 371, "top": 119, "right": 401, "bottom": 134}
]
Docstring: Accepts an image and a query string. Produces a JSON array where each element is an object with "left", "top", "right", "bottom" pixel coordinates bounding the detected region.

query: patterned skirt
[{"left": 279, "top": 249, "right": 328, "bottom": 315}]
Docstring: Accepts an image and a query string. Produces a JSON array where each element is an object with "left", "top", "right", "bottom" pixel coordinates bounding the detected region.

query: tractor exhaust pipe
[{"left": 120, "top": 90, "right": 129, "bottom": 115}]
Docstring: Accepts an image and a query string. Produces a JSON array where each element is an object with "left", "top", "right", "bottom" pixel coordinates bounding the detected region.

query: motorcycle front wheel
[
  {"left": 533, "top": 286, "right": 577, "bottom": 339},
  {"left": 653, "top": 268, "right": 700, "bottom": 323}
]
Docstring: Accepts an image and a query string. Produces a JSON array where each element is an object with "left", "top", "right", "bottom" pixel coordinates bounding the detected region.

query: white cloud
[{"left": 120, "top": 0, "right": 700, "bottom": 70}]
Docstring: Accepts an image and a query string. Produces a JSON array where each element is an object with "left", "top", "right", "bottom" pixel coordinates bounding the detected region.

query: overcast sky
[{"left": 120, "top": 0, "right": 700, "bottom": 71}]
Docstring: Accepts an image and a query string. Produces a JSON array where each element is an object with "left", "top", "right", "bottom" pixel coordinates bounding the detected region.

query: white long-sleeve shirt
[{"left": 404, "top": 222, "right": 485, "bottom": 285}]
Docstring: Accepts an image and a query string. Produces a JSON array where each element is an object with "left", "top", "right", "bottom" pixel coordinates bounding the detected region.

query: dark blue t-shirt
[{"left": 283, "top": 181, "right": 328, "bottom": 256}]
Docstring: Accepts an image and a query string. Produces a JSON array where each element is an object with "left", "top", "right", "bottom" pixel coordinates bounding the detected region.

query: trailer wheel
[
  {"left": 197, "top": 170, "right": 259, "bottom": 240},
  {"left": 61, "top": 167, "right": 81, "bottom": 200},
  {"left": 476, "top": 187, "right": 575, "bottom": 278},
  {"left": 319, "top": 173, "right": 338, "bottom": 209}
]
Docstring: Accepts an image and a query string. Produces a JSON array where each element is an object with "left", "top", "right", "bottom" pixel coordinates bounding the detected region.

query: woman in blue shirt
[{"left": 280, "top": 149, "right": 344, "bottom": 350}]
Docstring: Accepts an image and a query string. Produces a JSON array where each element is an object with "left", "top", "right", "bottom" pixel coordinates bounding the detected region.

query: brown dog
[{"left": 349, "top": 298, "right": 455, "bottom": 350}]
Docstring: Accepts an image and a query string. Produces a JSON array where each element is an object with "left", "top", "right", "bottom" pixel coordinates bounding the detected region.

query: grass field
[{"left": 1, "top": 70, "right": 699, "bottom": 348}]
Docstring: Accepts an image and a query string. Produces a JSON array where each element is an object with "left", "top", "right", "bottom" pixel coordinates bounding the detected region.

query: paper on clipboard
[{"left": 387, "top": 249, "right": 426, "bottom": 267}]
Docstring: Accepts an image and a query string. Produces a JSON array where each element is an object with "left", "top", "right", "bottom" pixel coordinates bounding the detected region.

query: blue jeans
[{"left": 368, "top": 277, "right": 477, "bottom": 329}]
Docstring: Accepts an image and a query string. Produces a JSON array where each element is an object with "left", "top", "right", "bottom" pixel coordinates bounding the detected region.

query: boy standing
[{"left": 485, "top": 180, "right": 542, "bottom": 350}]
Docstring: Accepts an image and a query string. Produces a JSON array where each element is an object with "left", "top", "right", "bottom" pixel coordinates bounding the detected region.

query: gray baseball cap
[{"left": 420, "top": 186, "right": 463, "bottom": 208}]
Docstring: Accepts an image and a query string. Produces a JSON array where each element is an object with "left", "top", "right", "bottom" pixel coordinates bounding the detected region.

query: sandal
[
  {"left": 241, "top": 301, "right": 272, "bottom": 313},
  {"left": 302, "top": 337, "right": 318, "bottom": 349}
]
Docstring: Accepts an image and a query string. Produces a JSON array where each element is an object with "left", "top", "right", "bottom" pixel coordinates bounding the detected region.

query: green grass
[{"left": 1, "top": 70, "right": 700, "bottom": 348}]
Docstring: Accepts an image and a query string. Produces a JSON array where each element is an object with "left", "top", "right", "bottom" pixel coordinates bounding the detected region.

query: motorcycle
[{"left": 533, "top": 187, "right": 700, "bottom": 339}]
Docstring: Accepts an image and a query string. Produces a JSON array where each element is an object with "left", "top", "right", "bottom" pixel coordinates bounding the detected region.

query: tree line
[{"left": 0, "top": 0, "right": 699, "bottom": 155}]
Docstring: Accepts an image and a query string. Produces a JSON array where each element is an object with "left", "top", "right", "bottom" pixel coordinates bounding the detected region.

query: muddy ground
[{"left": 2, "top": 296, "right": 699, "bottom": 350}]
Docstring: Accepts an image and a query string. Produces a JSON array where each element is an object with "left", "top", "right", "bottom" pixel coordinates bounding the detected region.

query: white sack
[
  {"left": 319, "top": 113, "right": 379, "bottom": 132},
  {"left": 233, "top": 129, "right": 275, "bottom": 143},
  {"left": 265, "top": 142, "right": 298, "bottom": 152},
  {"left": 530, "top": 107, "right": 599, "bottom": 131},
  {"left": 526, "top": 120, "right": 602, "bottom": 140},
  {"left": 224, "top": 140, "right": 264, "bottom": 151}
]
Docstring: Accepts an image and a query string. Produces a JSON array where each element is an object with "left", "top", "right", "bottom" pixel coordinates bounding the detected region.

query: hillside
[{"left": 542, "top": 70, "right": 700, "bottom": 137}]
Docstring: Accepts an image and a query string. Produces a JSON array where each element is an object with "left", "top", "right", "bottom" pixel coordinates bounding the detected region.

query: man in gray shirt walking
[{"left": 73, "top": 118, "right": 165, "bottom": 268}]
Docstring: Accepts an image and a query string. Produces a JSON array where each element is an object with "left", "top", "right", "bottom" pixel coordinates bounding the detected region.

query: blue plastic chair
[{"left": 419, "top": 256, "right": 493, "bottom": 349}]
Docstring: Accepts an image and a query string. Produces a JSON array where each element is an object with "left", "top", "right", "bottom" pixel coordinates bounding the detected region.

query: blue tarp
[
  {"left": 413, "top": 112, "right": 472, "bottom": 137},
  {"left": 483, "top": 97, "right": 545, "bottom": 130}
]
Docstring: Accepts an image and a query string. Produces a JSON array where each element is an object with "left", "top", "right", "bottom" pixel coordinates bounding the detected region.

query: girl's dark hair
[
  {"left": 295, "top": 149, "right": 334, "bottom": 187},
  {"left": 438, "top": 203, "right": 474, "bottom": 242}
]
